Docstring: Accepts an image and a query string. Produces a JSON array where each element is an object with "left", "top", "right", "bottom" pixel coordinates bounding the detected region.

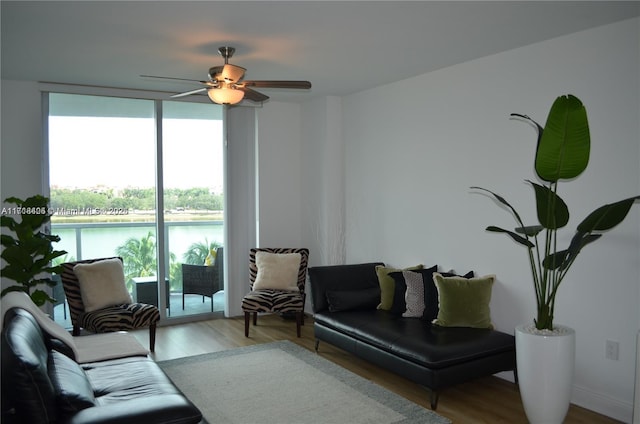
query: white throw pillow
[
  {"left": 402, "top": 270, "right": 426, "bottom": 318},
  {"left": 252, "top": 252, "right": 302, "bottom": 292},
  {"left": 73, "top": 259, "right": 133, "bottom": 312}
]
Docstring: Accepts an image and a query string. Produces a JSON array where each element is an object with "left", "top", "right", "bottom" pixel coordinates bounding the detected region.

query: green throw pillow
[
  {"left": 432, "top": 273, "right": 495, "bottom": 329},
  {"left": 376, "top": 264, "right": 424, "bottom": 310}
]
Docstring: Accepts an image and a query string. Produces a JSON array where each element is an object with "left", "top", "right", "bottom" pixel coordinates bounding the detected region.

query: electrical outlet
[{"left": 606, "top": 340, "right": 619, "bottom": 360}]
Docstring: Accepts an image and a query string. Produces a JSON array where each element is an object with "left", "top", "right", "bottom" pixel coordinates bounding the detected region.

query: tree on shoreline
[{"left": 51, "top": 187, "right": 223, "bottom": 212}]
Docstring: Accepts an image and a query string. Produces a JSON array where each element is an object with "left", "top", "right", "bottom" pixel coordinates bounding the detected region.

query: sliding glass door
[
  {"left": 161, "top": 101, "right": 225, "bottom": 317},
  {"left": 47, "top": 93, "right": 224, "bottom": 326}
]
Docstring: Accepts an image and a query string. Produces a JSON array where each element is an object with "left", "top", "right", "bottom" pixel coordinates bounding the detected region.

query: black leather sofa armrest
[
  {"left": 308, "top": 262, "right": 384, "bottom": 313},
  {"left": 66, "top": 394, "right": 202, "bottom": 424}
]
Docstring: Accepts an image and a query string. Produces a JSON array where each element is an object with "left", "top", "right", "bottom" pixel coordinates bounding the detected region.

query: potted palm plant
[
  {"left": 1, "top": 195, "right": 67, "bottom": 306},
  {"left": 472, "top": 94, "right": 639, "bottom": 423}
]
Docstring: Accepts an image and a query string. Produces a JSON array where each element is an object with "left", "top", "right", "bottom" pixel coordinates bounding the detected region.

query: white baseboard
[
  {"left": 571, "top": 384, "right": 632, "bottom": 423},
  {"left": 495, "top": 373, "right": 633, "bottom": 422}
]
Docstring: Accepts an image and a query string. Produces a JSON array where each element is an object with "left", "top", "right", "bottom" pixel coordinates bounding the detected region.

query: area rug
[{"left": 158, "top": 340, "right": 450, "bottom": 424}]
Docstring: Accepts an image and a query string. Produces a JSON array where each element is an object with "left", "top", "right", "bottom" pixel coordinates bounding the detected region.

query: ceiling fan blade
[
  {"left": 241, "top": 80, "right": 311, "bottom": 89},
  {"left": 140, "top": 74, "right": 208, "bottom": 84},
  {"left": 239, "top": 87, "right": 270, "bottom": 102},
  {"left": 171, "top": 87, "right": 207, "bottom": 98}
]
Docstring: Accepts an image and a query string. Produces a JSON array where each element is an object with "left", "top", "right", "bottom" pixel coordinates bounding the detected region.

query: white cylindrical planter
[{"left": 516, "top": 324, "right": 576, "bottom": 424}]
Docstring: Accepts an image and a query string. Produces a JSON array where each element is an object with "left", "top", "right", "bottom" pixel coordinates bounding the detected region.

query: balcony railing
[{"left": 51, "top": 220, "right": 224, "bottom": 325}]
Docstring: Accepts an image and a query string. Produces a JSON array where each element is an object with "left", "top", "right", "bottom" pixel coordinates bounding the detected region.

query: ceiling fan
[{"left": 141, "top": 46, "right": 311, "bottom": 105}]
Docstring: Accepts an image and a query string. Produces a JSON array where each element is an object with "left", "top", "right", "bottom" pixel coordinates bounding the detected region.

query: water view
[
  {"left": 48, "top": 93, "right": 225, "bottom": 322},
  {"left": 53, "top": 221, "right": 224, "bottom": 265}
]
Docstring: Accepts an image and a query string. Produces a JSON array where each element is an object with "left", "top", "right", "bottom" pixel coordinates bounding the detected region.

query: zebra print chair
[
  {"left": 60, "top": 257, "right": 160, "bottom": 351},
  {"left": 241, "top": 248, "right": 310, "bottom": 337}
]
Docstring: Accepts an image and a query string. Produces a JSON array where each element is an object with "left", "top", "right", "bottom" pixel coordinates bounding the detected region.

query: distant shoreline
[{"left": 52, "top": 210, "right": 223, "bottom": 224}]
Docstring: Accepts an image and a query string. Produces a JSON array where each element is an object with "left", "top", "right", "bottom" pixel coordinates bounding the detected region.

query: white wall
[
  {"left": 0, "top": 81, "right": 43, "bottom": 203},
  {"left": 225, "top": 106, "right": 257, "bottom": 317},
  {"left": 300, "top": 96, "right": 345, "bottom": 268},
  {"left": 0, "top": 81, "right": 45, "bottom": 295},
  {"left": 255, "top": 102, "right": 303, "bottom": 248},
  {"left": 330, "top": 18, "right": 638, "bottom": 422}
]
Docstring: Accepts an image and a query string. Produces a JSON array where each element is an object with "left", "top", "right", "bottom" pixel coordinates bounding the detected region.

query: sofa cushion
[
  {"left": 433, "top": 273, "right": 495, "bottom": 329},
  {"left": 375, "top": 264, "right": 424, "bottom": 310},
  {"left": 48, "top": 351, "right": 96, "bottom": 414},
  {"left": 308, "top": 262, "right": 384, "bottom": 313},
  {"left": 388, "top": 272, "right": 408, "bottom": 315},
  {"left": 326, "top": 287, "right": 380, "bottom": 312},
  {"left": 82, "top": 356, "right": 183, "bottom": 403},
  {"left": 1, "top": 308, "right": 57, "bottom": 424},
  {"left": 423, "top": 269, "right": 474, "bottom": 322},
  {"left": 401, "top": 270, "right": 425, "bottom": 318},
  {"left": 388, "top": 265, "right": 438, "bottom": 317},
  {"left": 314, "top": 310, "right": 515, "bottom": 369}
]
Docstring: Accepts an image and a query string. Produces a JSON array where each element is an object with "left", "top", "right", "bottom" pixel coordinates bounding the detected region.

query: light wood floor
[{"left": 130, "top": 314, "right": 621, "bottom": 424}]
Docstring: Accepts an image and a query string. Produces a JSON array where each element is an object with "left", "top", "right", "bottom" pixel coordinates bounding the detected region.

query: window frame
[{"left": 42, "top": 84, "right": 233, "bottom": 324}]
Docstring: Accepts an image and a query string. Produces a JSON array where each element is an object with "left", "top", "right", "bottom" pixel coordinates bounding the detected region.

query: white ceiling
[{"left": 2, "top": 1, "right": 638, "bottom": 103}]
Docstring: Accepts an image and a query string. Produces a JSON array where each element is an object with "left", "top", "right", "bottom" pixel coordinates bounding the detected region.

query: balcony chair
[
  {"left": 181, "top": 247, "right": 224, "bottom": 312},
  {"left": 241, "top": 248, "right": 310, "bottom": 337},
  {"left": 60, "top": 257, "right": 160, "bottom": 351}
]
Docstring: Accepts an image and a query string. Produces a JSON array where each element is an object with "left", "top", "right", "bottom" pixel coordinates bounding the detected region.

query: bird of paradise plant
[{"left": 472, "top": 94, "right": 639, "bottom": 331}]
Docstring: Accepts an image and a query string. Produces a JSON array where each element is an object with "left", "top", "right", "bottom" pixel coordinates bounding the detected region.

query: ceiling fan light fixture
[
  {"left": 207, "top": 87, "right": 244, "bottom": 105},
  {"left": 144, "top": 46, "right": 310, "bottom": 103}
]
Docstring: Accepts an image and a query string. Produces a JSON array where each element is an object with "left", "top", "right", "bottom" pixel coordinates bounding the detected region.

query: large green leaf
[
  {"left": 470, "top": 186, "right": 527, "bottom": 229},
  {"left": 0, "top": 286, "right": 28, "bottom": 297},
  {"left": 30, "top": 289, "right": 52, "bottom": 307},
  {"left": 0, "top": 215, "right": 17, "bottom": 232},
  {"left": 515, "top": 225, "right": 543, "bottom": 237},
  {"left": 486, "top": 226, "right": 534, "bottom": 248},
  {"left": 563, "top": 232, "right": 602, "bottom": 270},
  {"left": 543, "top": 250, "right": 569, "bottom": 270},
  {"left": 577, "top": 196, "right": 640, "bottom": 232},
  {"left": 528, "top": 181, "right": 569, "bottom": 229},
  {"left": 0, "top": 233, "right": 17, "bottom": 247},
  {"left": 535, "top": 95, "right": 590, "bottom": 182}
]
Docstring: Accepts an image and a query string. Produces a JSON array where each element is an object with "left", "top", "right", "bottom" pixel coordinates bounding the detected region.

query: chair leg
[
  {"left": 72, "top": 325, "right": 80, "bottom": 336},
  {"left": 295, "top": 312, "right": 302, "bottom": 337},
  {"left": 149, "top": 323, "right": 156, "bottom": 352},
  {"left": 252, "top": 312, "right": 257, "bottom": 326},
  {"left": 244, "top": 312, "right": 250, "bottom": 337},
  {"left": 182, "top": 293, "right": 185, "bottom": 310}
]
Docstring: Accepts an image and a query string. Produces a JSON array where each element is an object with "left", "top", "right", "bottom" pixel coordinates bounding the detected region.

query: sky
[{"left": 49, "top": 116, "right": 224, "bottom": 191}]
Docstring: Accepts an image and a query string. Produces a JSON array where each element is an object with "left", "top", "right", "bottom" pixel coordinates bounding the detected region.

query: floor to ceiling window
[{"left": 47, "top": 92, "right": 224, "bottom": 327}]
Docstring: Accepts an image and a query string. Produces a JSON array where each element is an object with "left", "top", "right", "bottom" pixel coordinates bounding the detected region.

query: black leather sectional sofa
[
  {"left": 1, "top": 307, "right": 203, "bottom": 424},
  {"left": 308, "top": 262, "right": 517, "bottom": 409}
]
